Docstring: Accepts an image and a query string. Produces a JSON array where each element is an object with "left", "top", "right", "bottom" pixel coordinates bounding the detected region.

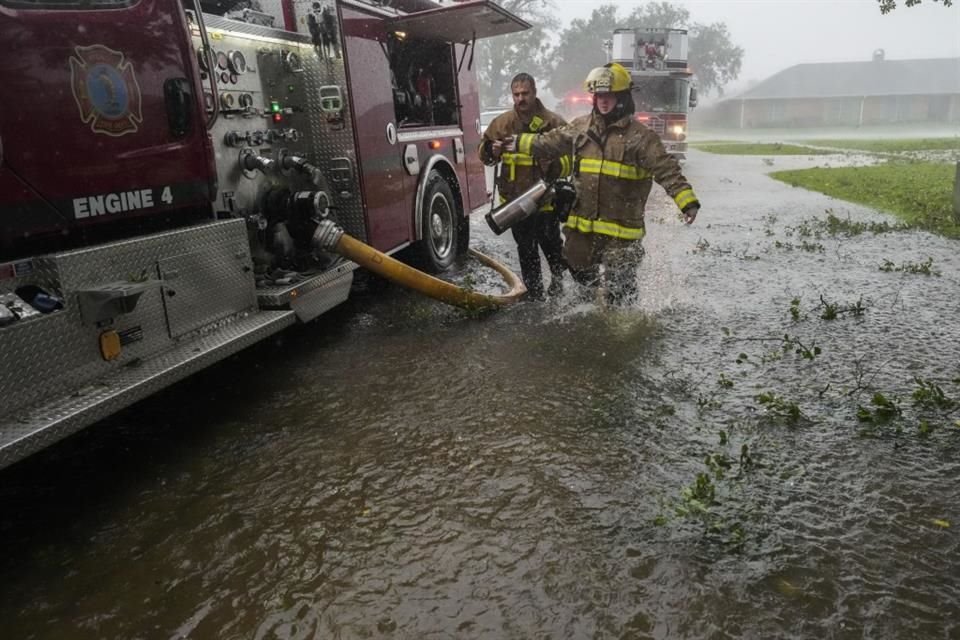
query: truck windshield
[{"left": 632, "top": 77, "right": 690, "bottom": 114}]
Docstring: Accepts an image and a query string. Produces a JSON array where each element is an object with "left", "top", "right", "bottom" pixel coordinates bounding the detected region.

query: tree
[
  {"left": 473, "top": 0, "right": 559, "bottom": 107},
  {"left": 877, "top": 0, "right": 953, "bottom": 13},
  {"left": 545, "top": 2, "right": 743, "bottom": 98},
  {"left": 688, "top": 22, "right": 742, "bottom": 97},
  {"left": 546, "top": 5, "right": 620, "bottom": 97}
]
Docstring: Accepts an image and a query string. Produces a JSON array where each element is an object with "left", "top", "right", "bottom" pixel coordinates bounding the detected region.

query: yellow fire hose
[{"left": 313, "top": 220, "right": 526, "bottom": 310}]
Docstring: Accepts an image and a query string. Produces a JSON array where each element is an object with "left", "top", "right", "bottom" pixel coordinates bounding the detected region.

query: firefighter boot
[
  {"left": 542, "top": 223, "right": 567, "bottom": 297},
  {"left": 547, "top": 265, "right": 565, "bottom": 297},
  {"left": 523, "top": 272, "right": 546, "bottom": 301},
  {"left": 518, "top": 256, "right": 545, "bottom": 300},
  {"left": 512, "top": 218, "right": 545, "bottom": 300},
  {"left": 569, "top": 265, "right": 601, "bottom": 304},
  {"left": 547, "top": 277, "right": 564, "bottom": 297}
]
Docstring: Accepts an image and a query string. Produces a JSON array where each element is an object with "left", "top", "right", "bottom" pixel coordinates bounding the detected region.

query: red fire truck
[
  {"left": 0, "top": 0, "right": 528, "bottom": 468},
  {"left": 555, "top": 89, "right": 593, "bottom": 121},
  {"left": 553, "top": 28, "right": 697, "bottom": 159},
  {"left": 611, "top": 27, "right": 697, "bottom": 159}
]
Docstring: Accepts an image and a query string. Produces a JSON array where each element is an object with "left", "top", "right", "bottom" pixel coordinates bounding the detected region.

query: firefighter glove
[{"left": 552, "top": 181, "right": 577, "bottom": 224}]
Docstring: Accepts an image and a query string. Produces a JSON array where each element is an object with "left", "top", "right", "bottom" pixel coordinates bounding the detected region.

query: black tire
[
  {"left": 418, "top": 171, "right": 459, "bottom": 272},
  {"left": 456, "top": 201, "right": 471, "bottom": 256}
]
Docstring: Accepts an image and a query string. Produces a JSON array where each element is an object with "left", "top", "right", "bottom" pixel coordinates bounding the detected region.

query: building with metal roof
[{"left": 708, "top": 51, "right": 960, "bottom": 128}]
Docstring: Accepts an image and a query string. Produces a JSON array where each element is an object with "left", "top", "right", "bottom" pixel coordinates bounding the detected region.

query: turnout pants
[
  {"left": 563, "top": 229, "right": 645, "bottom": 306},
  {"left": 511, "top": 212, "right": 567, "bottom": 298}
]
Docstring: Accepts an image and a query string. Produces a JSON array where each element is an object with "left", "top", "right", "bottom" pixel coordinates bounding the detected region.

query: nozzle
[{"left": 484, "top": 179, "right": 549, "bottom": 236}]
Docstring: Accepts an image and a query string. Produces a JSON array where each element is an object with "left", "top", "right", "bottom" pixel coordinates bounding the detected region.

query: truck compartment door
[
  {"left": 385, "top": 0, "right": 531, "bottom": 41},
  {"left": 340, "top": 3, "right": 412, "bottom": 252},
  {"left": 387, "top": 1, "right": 530, "bottom": 214},
  {"left": 0, "top": 0, "right": 215, "bottom": 252}
]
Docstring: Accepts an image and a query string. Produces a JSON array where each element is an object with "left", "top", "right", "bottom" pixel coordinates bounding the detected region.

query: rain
[{"left": 1, "top": 0, "right": 959, "bottom": 638}]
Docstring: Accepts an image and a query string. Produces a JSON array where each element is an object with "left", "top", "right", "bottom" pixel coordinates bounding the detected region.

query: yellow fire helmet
[{"left": 583, "top": 62, "right": 633, "bottom": 94}]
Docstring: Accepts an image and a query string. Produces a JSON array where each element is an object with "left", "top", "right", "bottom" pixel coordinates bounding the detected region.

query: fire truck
[
  {"left": 557, "top": 28, "right": 697, "bottom": 160},
  {"left": 554, "top": 89, "right": 593, "bottom": 121},
  {"left": 557, "top": 27, "right": 698, "bottom": 159},
  {"left": 611, "top": 27, "right": 697, "bottom": 159},
  {"left": 0, "top": 0, "right": 528, "bottom": 469}
]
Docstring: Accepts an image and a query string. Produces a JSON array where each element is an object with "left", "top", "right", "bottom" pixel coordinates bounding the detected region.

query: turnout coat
[
  {"left": 516, "top": 112, "right": 699, "bottom": 241},
  {"left": 479, "top": 100, "right": 571, "bottom": 208}
]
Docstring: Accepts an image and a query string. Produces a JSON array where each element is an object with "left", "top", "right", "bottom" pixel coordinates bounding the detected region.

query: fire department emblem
[{"left": 69, "top": 45, "right": 143, "bottom": 136}]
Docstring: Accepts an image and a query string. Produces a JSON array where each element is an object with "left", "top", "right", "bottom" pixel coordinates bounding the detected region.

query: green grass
[
  {"left": 770, "top": 161, "right": 960, "bottom": 237},
  {"left": 689, "top": 139, "right": 739, "bottom": 146},
  {"left": 691, "top": 142, "right": 834, "bottom": 155},
  {"left": 800, "top": 138, "right": 960, "bottom": 153}
]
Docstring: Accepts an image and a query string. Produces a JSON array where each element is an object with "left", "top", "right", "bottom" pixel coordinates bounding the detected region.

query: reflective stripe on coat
[
  {"left": 517, "top": 112, "right": 700, "bottom": 240},
  {"left": 478, "top": 100, "right": 571, "bottom": 204}
]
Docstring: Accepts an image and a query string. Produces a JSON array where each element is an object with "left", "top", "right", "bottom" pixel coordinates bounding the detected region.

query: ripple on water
[{"left": 3, "top": 152, "right": 960, "bottom": 638}]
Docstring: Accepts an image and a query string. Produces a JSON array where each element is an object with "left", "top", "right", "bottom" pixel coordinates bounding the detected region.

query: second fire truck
[
  {"left": 612, "top": 27, "right": 698, "bottom": 159},
  {"left": 557, "top": 27, "right": 698, "bottom": 159}
]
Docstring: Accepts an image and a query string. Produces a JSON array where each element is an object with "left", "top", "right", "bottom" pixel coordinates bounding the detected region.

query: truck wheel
[
  {"left": 418, "top": 171, "right": 458, "bottom": 272},
  {"left": 456, "top": 205, "right": 471, "bottom": 256}
]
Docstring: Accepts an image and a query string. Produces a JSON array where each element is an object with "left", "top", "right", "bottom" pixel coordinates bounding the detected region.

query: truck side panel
[
  {"left": 339, "top": 2, "right": 412, "bottom": 251},
  {"left": 0, "top": 0, "right": 215, "bottom": 257},
  {"left": 195, "top": 13, "right": 367, "bottom": 243},
  {"left": 454, "top": 43, "right": 489, "bottom": 213},
  {"left": 0, "top": 218, "right": 298, "bottom": 472}
]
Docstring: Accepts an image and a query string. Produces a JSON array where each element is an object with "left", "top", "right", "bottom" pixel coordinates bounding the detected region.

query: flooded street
[{"left": 2, "top": 149, "right": 959, "bottom": 639}]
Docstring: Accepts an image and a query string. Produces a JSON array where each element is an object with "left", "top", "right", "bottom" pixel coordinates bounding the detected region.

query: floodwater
[{"left": 2, "top": 150, "right": 960, "bottom": 639}]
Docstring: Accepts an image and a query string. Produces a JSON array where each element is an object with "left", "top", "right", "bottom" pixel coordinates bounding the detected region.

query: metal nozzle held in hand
[{"left": 485, "top": 179, "right": 549, "bottom": 236}]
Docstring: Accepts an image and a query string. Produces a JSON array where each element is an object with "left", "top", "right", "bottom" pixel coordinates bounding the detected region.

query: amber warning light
[{"left": 428, "top": 140, "right": 441, "bottom": 150}]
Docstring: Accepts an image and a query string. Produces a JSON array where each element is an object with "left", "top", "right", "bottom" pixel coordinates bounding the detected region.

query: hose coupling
[
  {"left": 241, "top": 151, "right": 275, "bottom": 173},
  {"left": 281, "top": 153, "right": 325, "bottom": 188},
  {"left": 311, "top": 219, "right": 344, "bottom": 251}
]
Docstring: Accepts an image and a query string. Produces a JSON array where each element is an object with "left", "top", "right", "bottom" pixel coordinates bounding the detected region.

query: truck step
[{"left": 0, "top": 309, "right": 296, "bottom": 470}]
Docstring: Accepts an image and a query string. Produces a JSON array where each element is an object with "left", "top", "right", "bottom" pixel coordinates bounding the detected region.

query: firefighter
[
  {"left": 479, "top": 73, "right": 571, "bottom": 299},
  {"left": 504, "top": 62, "right": 700, "bottom": 306}
]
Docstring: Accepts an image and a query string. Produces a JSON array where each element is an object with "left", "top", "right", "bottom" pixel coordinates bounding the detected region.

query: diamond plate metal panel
[
  {"left": 289, "top": 269, "right": 353, "bottom": 322},
  {"left": 0, "top": 257, "right": 48, "bottom": 295},
  {"left": 202, "top": 14, "right": 312, "bottom": 44},
  {"left": 159, "top": 244, "right": 256, "bottom": 339},
  {"left": 0, "top": 309, "right": 295, "bottom": 470},
  {"left": 293, "top": 0, "right": 367, "bottom": 241},
  {"left": 198, "top": 11, "right": 366, "bottom": 242},
  {"left": 0, "top": 220, "right": 256, "bottom": 419},
  {"left": 256, "top": 258, "right": 356, "bottom": 307}
]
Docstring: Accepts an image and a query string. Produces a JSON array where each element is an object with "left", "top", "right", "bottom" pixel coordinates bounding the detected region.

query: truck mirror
[{"left": 689, "top": 87, "right": 698, "bottom": 108}]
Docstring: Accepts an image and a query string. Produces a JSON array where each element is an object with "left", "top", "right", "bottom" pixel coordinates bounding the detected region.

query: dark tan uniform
[
  {"left": 479, "top": 99, "right": 571, "bottom": 298},
  {"left": 517, "top": 111, "right": 699, "bottom": 301}
]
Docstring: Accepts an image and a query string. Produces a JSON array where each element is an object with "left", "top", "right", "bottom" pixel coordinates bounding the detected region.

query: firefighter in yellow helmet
[{"left": 504, "top": 62, "right": 701, "bottom": 305}]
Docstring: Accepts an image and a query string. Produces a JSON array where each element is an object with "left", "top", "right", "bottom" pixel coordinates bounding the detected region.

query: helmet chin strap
[{"left": 592, "top": 93, "right": 629, "bottom": 123}]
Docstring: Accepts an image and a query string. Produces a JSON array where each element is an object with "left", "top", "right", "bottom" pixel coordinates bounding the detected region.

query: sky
[{"left": 554, "top": 0, "right": 960, "bottom": 96}]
